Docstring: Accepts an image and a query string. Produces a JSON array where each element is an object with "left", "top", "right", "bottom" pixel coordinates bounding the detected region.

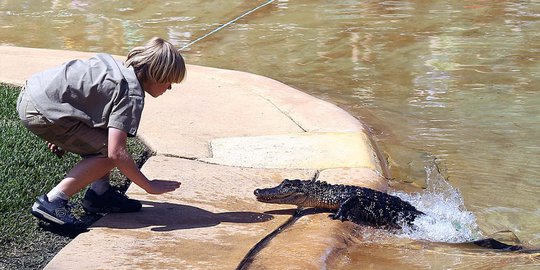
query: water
[
  {"left": 1, "top": 0, "right": 539, "bottom": 268},
  {"left": 393, "top": 162, "right": 482, "bottom": 244}
]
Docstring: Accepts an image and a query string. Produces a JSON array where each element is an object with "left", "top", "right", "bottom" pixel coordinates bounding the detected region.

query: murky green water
[{"left": 1, "top": 0, "right": 539, "bottom": 268}]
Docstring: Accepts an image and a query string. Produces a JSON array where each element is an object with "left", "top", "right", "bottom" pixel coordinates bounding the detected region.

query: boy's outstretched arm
[{"left": 108, "top": 127, "right": 181, "bottom": 194}]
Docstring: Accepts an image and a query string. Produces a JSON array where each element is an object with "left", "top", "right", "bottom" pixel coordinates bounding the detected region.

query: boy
[{"left": 16, "top": 37, "right": 184, "bottom": 229}]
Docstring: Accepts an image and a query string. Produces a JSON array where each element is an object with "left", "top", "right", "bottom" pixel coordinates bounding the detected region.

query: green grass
[{"left": 0, "top": 83, "right": 151, "bottom": 269}]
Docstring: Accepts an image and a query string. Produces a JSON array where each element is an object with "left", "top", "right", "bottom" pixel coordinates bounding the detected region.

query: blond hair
[{"left": 125, "top": 37, "right": 186, "bottom": 84}]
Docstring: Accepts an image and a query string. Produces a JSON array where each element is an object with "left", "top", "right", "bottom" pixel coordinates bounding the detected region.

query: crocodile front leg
[
  {"left": 329, "top": 196, "right": 356, "bottom": 222},
  {"left": 330, "top": 195, "right": 394, "bottom": 228}
]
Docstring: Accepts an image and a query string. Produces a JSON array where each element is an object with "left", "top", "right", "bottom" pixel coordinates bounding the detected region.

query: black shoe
[
  {"left": 82, "top": 188, "right": 142, "bottom": 213},
  {"left": 31, "top": 195, "right": 87, "bottom": 229}
]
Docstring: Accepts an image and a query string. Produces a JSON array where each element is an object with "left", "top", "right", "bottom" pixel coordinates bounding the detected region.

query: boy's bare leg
[{"left": 56, "top": 157, "right": 115, "bottom": 197}]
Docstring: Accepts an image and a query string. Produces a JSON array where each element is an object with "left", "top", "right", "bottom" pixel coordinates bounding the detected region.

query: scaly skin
[
  {"left": 254, "top": 179, "right": 423, "bottom": 229},
  {"left": 254, "top": 179, "right": 525, "bottom": 251}
]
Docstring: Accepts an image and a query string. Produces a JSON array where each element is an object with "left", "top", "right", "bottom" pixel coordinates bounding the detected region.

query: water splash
[{"left": 391, "top": 163, "right": 483, "bottom": 243}]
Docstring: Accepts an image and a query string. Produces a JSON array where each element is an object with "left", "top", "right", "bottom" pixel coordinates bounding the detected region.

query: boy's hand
[
  {"left": 47, "top": 142, "right": 65, "bottom": 158},
  {"left": 145, "top": 179, "right": 181, "bottom": 194}
]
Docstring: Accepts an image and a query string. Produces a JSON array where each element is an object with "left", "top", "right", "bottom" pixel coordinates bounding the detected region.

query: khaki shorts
[{"left": 17, "top": 88, "right": 108, "bottom": 157}]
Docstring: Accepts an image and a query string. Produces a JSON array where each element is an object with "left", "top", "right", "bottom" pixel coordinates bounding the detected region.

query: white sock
[
  {"left": 46, "top": 187, "right": 69, "bottom": 203},
  {"left": 90, "top": 178, "right": 111, "bottom": 195}
]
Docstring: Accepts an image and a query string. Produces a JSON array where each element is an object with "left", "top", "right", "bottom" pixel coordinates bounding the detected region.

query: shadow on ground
[{"left": 91, "top": 200, "right": 274, "bottom": 232}]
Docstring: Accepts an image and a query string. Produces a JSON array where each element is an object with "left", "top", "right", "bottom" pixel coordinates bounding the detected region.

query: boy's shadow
[{"left": 92, "top": 200, "right": 274, "bottom": 232}]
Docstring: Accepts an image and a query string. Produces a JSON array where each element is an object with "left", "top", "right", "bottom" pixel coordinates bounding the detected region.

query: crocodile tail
[{"left": 472, "top": 238, "right": 523, "bottom": 251}]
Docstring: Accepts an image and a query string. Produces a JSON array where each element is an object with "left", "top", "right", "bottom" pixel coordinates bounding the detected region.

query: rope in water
[{"left": 180, "top": 0, "right": 275, "bottom": 51}]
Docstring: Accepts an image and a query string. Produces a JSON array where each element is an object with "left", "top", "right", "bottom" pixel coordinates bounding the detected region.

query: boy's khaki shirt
[{"left": 25, "top": 53, "right": 144, "bottom": 136}]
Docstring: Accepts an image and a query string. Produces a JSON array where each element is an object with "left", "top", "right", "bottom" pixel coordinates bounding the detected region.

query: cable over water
[{"left": 180, "top": 0, "right": 275, "bottom": 51}]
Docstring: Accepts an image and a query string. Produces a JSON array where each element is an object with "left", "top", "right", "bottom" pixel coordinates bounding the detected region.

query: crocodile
[{"left": 254, "top": 179, "right": 524, "bottom": 251}]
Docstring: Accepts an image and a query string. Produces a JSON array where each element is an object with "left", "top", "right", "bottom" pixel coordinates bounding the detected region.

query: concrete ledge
[
  {"left": 206, "top": 66, "right": 366, "bottom": 133},
  {"left": 202, "top": 132, "right": 382, "bottom": 171},
  {"left": 0, "top": 46, "right": 99, "bottom": 86},
  {"left": 137, "top": 65, "right": 306, "bottom": 158}
]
